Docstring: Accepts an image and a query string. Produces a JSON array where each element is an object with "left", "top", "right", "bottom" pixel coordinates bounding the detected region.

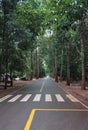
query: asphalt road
[{"left": 0, "top": 77, "right": 88, "bottom": 130}]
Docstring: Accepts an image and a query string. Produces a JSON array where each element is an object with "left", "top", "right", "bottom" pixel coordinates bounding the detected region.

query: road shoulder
[{"left": 58, "top": 81, "right": 88, "bottom": 107}]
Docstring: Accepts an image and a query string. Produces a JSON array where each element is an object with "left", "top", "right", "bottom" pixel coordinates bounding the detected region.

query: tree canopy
[{"left": 0, "top": 0, "right": 88, "bottom": 89}]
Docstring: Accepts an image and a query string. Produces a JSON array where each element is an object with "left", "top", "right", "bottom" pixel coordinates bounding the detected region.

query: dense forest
[{"left": 0, "top": 0, "right": 88, "bottom": 89}]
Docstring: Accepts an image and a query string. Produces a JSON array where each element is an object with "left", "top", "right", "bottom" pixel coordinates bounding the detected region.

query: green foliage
[
  {"left": 0, "top": 0, "right": 88, "bottom": 83},
  {"left": 9, "top": 48, "right": 29, "bottom": 73}
]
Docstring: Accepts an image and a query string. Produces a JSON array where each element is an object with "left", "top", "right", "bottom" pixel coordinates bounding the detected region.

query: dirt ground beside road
[
  {"left": 58, "top": 81, "right": 88, "bottom": 107},
  {"left": 0, "top": 80, "right": 36, "bottom": 98}
]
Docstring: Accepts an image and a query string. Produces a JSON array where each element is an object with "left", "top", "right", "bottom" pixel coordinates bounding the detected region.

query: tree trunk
[
  {"left": 30, "top": 50, "right": 33, "bottom": 80},
  {"left": 80, "top": 19, "right": 86, "bottom": 90},
  {"left": 2, "top": 1, "right": 8, "bottom": 89},
  {"left": 66, "top": 42, "right": 70, "bottom": 86},
  {"left": 0, "top": 51, "right": 3, "bottom": 82},
  {"left": 60, "top": 49, "right": 63, "bottom": 81},
  {"left": 54, "top": 48, "right": 58, "bottom": 82},
  {"left": 33, "top": 52, "right": 35, "bottom": 78},
  {"left": 35, "top": 48, "right": 39, "bottom": 79},
  {"left": 5, "top": 57, "right": 9, "bottom": 89}
]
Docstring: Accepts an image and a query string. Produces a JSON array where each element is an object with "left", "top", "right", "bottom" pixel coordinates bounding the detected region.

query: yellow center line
[
  {"left": 40, "top": 81, "right": 45, "bottom": 93},
  {"left": 24, "top": 109, "right": 36, "bottom": 130}
]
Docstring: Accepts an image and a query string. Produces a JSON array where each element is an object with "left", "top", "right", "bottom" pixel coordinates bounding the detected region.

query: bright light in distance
[
  {"left": 44, "top": 75, "right": 50, "bottom": 79},
  {"left": 46, "top": 75, "right": 49, "bottom": 78}
]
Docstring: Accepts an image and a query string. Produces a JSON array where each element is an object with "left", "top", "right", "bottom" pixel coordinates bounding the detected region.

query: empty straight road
[{"left": 0, "top": 77, "right": 88, "bottom": 130}]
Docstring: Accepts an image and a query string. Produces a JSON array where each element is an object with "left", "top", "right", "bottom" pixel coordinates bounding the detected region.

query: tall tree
[{"left": 1, "top": 0, "right": 18, "bottom": 88}]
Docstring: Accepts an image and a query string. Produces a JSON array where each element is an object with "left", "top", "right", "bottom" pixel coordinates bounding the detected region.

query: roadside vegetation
[{"left": 0, "top": 0, "right": 88, "bottom": 89}]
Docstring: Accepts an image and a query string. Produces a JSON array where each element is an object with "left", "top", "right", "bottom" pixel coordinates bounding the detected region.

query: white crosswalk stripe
[
  {"left": 66, "top": 94, "right": 79, "bottom": 102},
  {"left": 8, "top": 94, "right": 22, "bottom": 102},
  {"left": 0, "top": 94, "right": 80, "bottom": 103},
  {"left": 20, "top": 94, "right": 32, "bottom": 102},
  {"left": 0, "top": 95, "right": 12, "bottom": 102},
  {"left": 55, "top": 94, "right": 64, "bottom": 102},
  {"left": 45, "top": 94, "right": 52, "bottom": 102},
  {"left": 33, "top": 94, "right": 41, "bottom": 102}
]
